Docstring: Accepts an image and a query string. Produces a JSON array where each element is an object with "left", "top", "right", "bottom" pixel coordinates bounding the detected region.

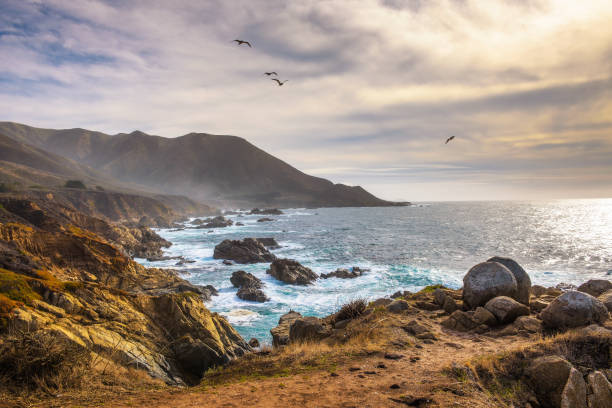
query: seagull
[
  {"left": 264, "top": 72, "right": 278, "bottom": 76},
  {"left": 445, "top": 135, "right": 455, "bottom": 144},
  {"left": 232, "top": 39, "right": 251, "bottom": 47},
  {"left": 271, "top": 79, "right": 288, "bottom": 86}
]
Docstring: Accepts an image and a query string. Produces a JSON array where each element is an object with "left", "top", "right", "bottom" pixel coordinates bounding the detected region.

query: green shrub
[{"left": 64, "top": 180, "right": 86, "bottom": 189}]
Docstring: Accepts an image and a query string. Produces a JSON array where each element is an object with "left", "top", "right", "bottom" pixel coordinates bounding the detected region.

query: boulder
[
  {"left": 598, "top": 290, "right": 612, "bottom": 312},
  {"left": 433, "top": 289, "right": 459, "bottom": 314},
  {"left": 487, "top": 256, "right": 531, "bottom": 305},
  {"left": 371, "top": 298, "right": 393, "bottom": 307},
  {"left": 512, "top": 316, "right": 542, "bottom": 333},
  {"left": 257, "top": 217, "right": 274, "bottom": 223},
  {"left": 196, "top": 216, "right": 233, "bottom": 229},
  {"left": 577, "top": 279, "right": 612, "bottom": 297},
  {"left": 213, "top": 238, "right": 276, "bottom": 264},
  {"left": 386, "top": 299, "right": 411, "bottom": 313},
  {"left": 526, "top": 355, "right": 573, "bottom": 408},
  {"left": 289, "top": 317, "right": 332, "bottom": 342},
  {"left": 249, "top": 338, "right": 260, "bottom": 348},
  {"left": 236, "top": 286, "right": 268, "bottom": 302},
  {"left": 256, "top": 237, "right": 280, "bottom": 249},
  {"left": 560, "top": 368, "right": 587, "bottom": 408},
  {"left": 391, "top": 290, "right": 412, "bottom": 299},
  {"left": 441, "top": 310, "right": 480, "bottom": 332},
  {"left": 541, "top": 291, "right": 609, "bottom": 330},
  {"left": 463, "top": 261, "right": 518, "bottom": 309},
  {"left": 270, "top": 311, "right": 302, "bottom": 347},
  {"left": 320, "top": 267, "right": 365, "bottom": 279},
  {"left": 587, "top": 371, "right": 612, "bottom": 408},
  {"left": 266, "top": 259, "right": 318, "bottom": 285},
  {"left": 484, "top": 296, "right": 529, "bottom": 324},
  {"left": 230, "top": 270, "right": 262, "bottom": 289},
  {"left": 473, "top": 307, "right": 497, "bottom": 326}
]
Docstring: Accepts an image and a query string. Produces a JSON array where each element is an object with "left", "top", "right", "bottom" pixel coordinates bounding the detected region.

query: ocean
[{"left": 137, "top": 199, "right": 612, "bottom": 343}]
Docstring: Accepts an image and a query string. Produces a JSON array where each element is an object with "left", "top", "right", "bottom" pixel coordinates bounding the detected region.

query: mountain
[
  {"left": 0, "top": 132, "right": 215, "bottom": 223},
  {"left": 0, "top": 122, "right": 406, "bottom": 208}
]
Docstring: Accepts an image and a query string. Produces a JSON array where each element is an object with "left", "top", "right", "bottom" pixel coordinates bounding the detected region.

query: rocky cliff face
[{"left": 0, "top": 195, "right": 249, "bottom": 384}]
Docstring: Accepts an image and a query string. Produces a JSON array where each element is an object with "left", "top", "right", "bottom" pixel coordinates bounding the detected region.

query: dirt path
[{"left": 103, "top": 330, "right": 521, "bottom": 408}]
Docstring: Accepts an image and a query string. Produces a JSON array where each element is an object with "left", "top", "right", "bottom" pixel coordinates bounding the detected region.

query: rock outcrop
[
  {"left": 266, "top": 259, "right": 318, "bottom": 285},
  {"left": 256, "top": 237, "right": 280, "bottom": 249},
  {"left": 195, "top": 215, "right": 233, "bottom": 229},
  {"left": 463, "top": 261, "right": 518, "bottom": 309},
  {"left": 320, "top": 267, "right": 366, "bottom": 279},
  {"left": 230, "top": 271, "right": 268, "bottom": 302},
  {"left": 213, "top": 238, "right": 276, "bottom": 264},
  {"left": 289, "top": 316, "right": 332, "bottom": 342},
  {"left": 250, "top": 208, "right": 283, "bottom": 215},
  {"left": 541, "top": 291, "right": 609, "bottom": 330},
  {"left": 0, "top": 196, "right": 249, "bottom": 385},
  {"left": 270, "top": 311, "right": 302, "bottom": 347}
]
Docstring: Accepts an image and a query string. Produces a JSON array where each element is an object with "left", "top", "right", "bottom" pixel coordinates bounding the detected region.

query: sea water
[{"left": 137, "top": 199, "right": 612, "bottom": 343}]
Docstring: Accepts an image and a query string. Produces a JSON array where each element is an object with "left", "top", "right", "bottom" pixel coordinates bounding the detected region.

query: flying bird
[
  {"left": 271, "top": 79, "right": 288, "bottom": 86},
  {"left": 264, "top": 72, "right": 278, "bottom": 76},
  {"left": 445, "top": 136, "right": 455, "bottom": 144},
  {"left": 232, "top": 39, "right": 251, "bottom": 47}
]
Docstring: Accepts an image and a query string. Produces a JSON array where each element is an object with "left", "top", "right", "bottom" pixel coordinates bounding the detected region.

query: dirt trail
[{"left": 104, "top": 330, "right": 523, "bottom": 408}]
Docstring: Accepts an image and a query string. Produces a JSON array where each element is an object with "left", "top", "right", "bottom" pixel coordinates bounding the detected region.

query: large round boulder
[
  {"left": 213, "top": 238, "right": 276, "bottom": 264},
  {"left": 577, "top": 279, "right": 612, "bottom": 297},
  {"left": 487, "top": 256, "right": 531, "bottom": 305},
  {"left": 266, "top": 259, "right": 318, "bottom": 285},
  {"left": 541, "top": 291, "right": 609, "bottom": 330},
  {"left": 463, "top": 261, "right": 518, "bottom": 309},
  {"left": 484, "top": 296, "right": 529, "bottom": 324}
]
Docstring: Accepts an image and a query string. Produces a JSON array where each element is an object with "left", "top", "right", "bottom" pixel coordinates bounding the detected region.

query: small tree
[{"left": 64, "top": 180, "right": 86, "bottom": 189}]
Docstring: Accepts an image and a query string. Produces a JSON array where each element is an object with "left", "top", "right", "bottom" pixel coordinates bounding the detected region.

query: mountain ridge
[{"left": 0, "top": 121, "right": 407, "bottom": 208}]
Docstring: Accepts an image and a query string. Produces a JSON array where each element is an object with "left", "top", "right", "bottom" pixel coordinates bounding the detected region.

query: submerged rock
[
  {"left": 463, "top": 261, "right": 519, "bottom": 309},
  {"left": 541, "top": 291, "right": 609, "bottom": 330},
  {"left": 266, "top": 259, "right": 318, "bottom": 285},
  {"left": 213, "top": 238, "right": 276, "bottom": 264}
]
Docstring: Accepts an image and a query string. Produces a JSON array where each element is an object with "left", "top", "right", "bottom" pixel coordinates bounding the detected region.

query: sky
[{"left": 1, "top": 0, "right": 611, "bottom": 201}]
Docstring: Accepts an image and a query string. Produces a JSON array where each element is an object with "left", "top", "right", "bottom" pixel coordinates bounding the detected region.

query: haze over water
[{"left": 140, "top": 199, "right": 612, "bottom": 342}]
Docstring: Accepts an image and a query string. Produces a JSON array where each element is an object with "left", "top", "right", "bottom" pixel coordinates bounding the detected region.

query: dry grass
[{"left": 334, "top": 298, "right": 367, "bottom": 322}]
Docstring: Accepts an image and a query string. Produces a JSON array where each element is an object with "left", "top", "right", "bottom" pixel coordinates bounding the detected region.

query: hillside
[{"left": 0, "top": 122, "right": 406, "bottom": 208}]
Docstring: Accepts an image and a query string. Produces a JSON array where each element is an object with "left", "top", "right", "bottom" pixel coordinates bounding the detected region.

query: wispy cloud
[{"left": 1, "top": 0, "right": 611, "bottom": 200}]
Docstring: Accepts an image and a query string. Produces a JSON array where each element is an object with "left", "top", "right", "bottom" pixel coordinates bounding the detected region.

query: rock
[
  {"left": 587, "top": 371, "right": 612, "bottom": 408},
  {"left": 441, "top": 310, "right": 480, "bottom": 332},
  {"left": 213, "top": 238, "right": 276, "bottom": 264},
  {"left": 463, "top": 261, "right": 518, "bottom": 309},
  {"left": 386, "top": 299, "right": 411, "bottom": 313},
  {"left": 560, "top": 368, "right": 586, "bottom": 408},
  {"left": 230, "top": 270, "right": 262, "bottom": 289},
  {"left": 598, "top": 290, "right": 612, "bottom": 312},
  {"left": 190, "top": 218, "right": 204, "bottom": 225},
  {"left": 557, "top": 282, "right": 577, "bottom": 292},
  {"left": 574, "top": 324, "right": 612, "bottom": 337},
  {"left": 289, "top": 317, "right": 332, "bottom": 342},
  {"left": 484, "top": 296, "right": 529, "bottom": 324},
  {"left": 236, "top": 286, "right": 268, "bottom": 302},
  {"left": 249, "top": 338, "right": 260, "bottom": 348},
  {"left": 526, "top": 355, "right": 573, "bottom": 408},
  {"left": 415, "top": 301, "right": 440, "bottom": 311},
  {"left": 530, "top": 299, "right": 549, "bottom": 313},
  {"left": 195, "top": 215, "right": 233, "bottom": 229},
  {"left": 320, "top": 267, "right": 365, "bottom": 279},
  {"left": 256, "top": 237, "right": 280, "bottom": 249},
  {"left": 235, "top": 222, "right": 244, "bottom": 226},
  {"left": 403, "top": 320, "right": 436, "bottom": 340},
  {"left": 512, "top": 316, "right": 542, "bottom": 333},
  {"left": 222, "top": 260, "right": 233, "bottom": 265},
  {"left": 541, "top": 291, "right": 609, "bottom": 330},
  {"left": 266, "top": 259, "right": 318, "bottom": 285},
  {"left": 577, "top": 279, "right": 612, "bottom": 297},
  {"left": 473, "top": 307, "right": 497, "bottom": 326},
  {"left": 487, "top": 256, "right": 531, "bottom": 305},
  {"left": 371, "top": 298, "right": 393, "bottom": 307},
  {"left": 334, "top": 318, "right": 350, "bottom": 329},
  {"left": 270, "top": 311, "right": 302, "bottom": 347},
  {"left": 384, "top": 353, "right": 404, "bottom": 360},
  {"left": 531, "top": 285, "right": 548, "bottom": 297},
  {"left": 257, "top": 217, "right": 274, "bottom": 222},
  {"left": 391, "top": 290, "right": 412, "bottom": 299},
  {"left": 250, "top": 208, "right": 283, "bottom": 215}
]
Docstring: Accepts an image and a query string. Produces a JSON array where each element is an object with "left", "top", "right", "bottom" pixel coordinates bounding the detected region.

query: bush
[
  {"left": 335, "top": 298, "right": 367, "bottom": 322},
  {"left": 0, "top": 329, "right": 91, "bottom": 393},
  {"left": 64, "top": 180, "right": 86, "bottom": 189}
]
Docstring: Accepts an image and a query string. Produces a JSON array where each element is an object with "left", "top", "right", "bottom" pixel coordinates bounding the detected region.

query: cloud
[{"left": 0, "top": 0, "right": 611, "bottom": 200}]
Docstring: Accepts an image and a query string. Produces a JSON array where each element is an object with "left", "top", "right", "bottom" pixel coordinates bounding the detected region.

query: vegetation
[
  {"left": 0, "top": 182, "right": 21, "bottom": 193},
  {"left": 64, "top": 180, "right": 87, "bottom": 189},
  {"left": 334, "top": 298, "right": 367, "bottom": 322},
  {"left": 419, "top": 284, "right": 446, "bottom": 293}
]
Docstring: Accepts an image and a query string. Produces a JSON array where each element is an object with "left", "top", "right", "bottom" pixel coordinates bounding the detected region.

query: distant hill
[{"left": 0, "top": 122, "right": 406, "bottom": 208}]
